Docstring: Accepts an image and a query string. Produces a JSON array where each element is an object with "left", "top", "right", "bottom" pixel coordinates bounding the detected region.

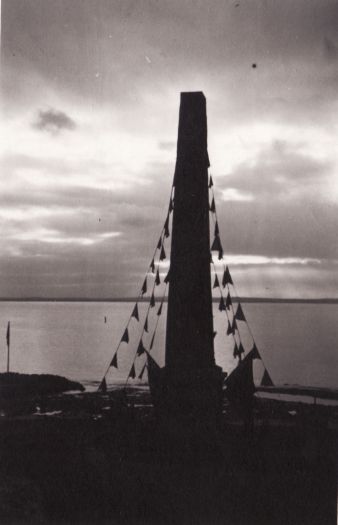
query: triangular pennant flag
[
  {"left": 218, "top": 247, "right": 224, "bottom": 261},
  {"left": 261, "top": 369, "right": 273, "bottom": 387},
  {"left": 208, "top": 175, "right": 213, "bottom": 188},
  {"left": 227, "top": 321, "right": 233, "bottom": 336},
  {"left": 132, "top": 303, "right": 139, "bottom": 321},
  {"left": 169, "top": 198, "right": 174, "bottom": 213},
  {"left": 232, "top": 317, "right": 237, "bottom": 332},
  {"left": 209, "top": 197, "right": 216, "bottom": 213},
  {"left": 164, "top": 215, "right": 170, "bottom": 238},
  {"left": 144, "top": 317, "right": 148, "bottom": 333},
  {"left": 164, "top": 269, "right": 170, "bottom": 283},
  {"left": 137, "top": 339, "right": 146, "bottom": 356},
  {"left": 99, "top": 377, "right": 107, "bottom": 393},
  {"left": 233, "top": 342, "right": 239, "bottom": 358},
  {"left": 251, "top": 343, "right": 261, "bottom": 360},
  {"left": 150, "top": 293, "right": 155, "bottom": 308},
  {"left": 150, "top": 259, "right": 155, "bottom": 273},
  {"left": 213, "top": 331, "right": 217, "bottom": 339},
  {"left": 235, "top": 303, "right": 246, "bottom": 321},
  {"left": 129, "top": 363, "right": 136, "bottom": 379},
  {"left": 157, "top": 237, "right": 162, "bottom": 249},
  {"left": 150, "top": 332, "right": 156, "bottom": 349},
  {"left": 160, "top": 245, "right": 166, "bottom": 261},
  {"left": 138, "top": 362, "right": 147, "bottom": 380},
  {"left": 211, "top": 235, "right": 222, "bottom": 252},
  {"left": 219, "top": 296, "right": 226, "bottom": 311},
  {"left": 157, "top": 302, "right": 163, "bottom": 316},
  {"left": 222, "top": 266, "right": 233, "bottom": 286},
  {"left": 155, "top": 269, "right": 161, "bottom": 286},
  {"left": 238, "top": 342, "right": 245, "bottom": 355},
  {"left": 214, "top": 221, "right": 219, "bottom": 237},
  {"left": 213, "top": 274, "right": 220, "bottom": 289},
  {"left": 111, "top": 353, "right": 118, "bottom": 368},
  {"left": 121, "top": 327, "right": 129, "bottom": 343},
  {"left": 141, "top": 277, "right": 147, "bottom": 296},
  {"left": 225, "top": 292, "right": 232, "bottom": 310}
]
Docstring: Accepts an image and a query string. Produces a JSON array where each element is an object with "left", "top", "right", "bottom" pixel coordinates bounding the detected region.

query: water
[{"left": 0, "top": 301, "right": 337, "bottom": 392}]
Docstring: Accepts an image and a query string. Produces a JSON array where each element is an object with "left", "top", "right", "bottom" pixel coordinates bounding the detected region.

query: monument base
[{"left": 149, "top": 364, "right": 225, "bottom": 421}]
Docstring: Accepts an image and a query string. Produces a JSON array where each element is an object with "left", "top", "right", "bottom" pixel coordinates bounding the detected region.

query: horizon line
[{"left": 1, "top": 297, "right": 338, "bottom": 304}]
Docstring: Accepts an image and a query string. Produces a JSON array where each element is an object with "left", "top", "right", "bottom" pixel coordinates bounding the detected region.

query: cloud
[
  {"left": 2, "top": 0, "right": 338, "bottom": 299},
  {"left": 212, "top": 255, "right": 322, "bottom": 266},
  {"left": 33, "top": 108, "right": 76, "bottom": 134},
  {"left": 222, "top": 188, "right": 254, "bottom": 202},
  {"left": 216, "top": 140, "right": 333, "bottom": 203}
]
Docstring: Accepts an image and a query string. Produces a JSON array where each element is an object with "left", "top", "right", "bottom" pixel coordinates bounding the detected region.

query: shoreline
[{"left": 2, "top": 297, "right": 338, "bottom": 304}]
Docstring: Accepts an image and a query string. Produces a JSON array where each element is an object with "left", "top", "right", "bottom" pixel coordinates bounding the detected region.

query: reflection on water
[{"left": 0, "top": 301, "right": 337, "bottom": 391}]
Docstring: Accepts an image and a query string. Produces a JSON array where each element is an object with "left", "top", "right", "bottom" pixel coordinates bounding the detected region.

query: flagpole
[{"left": 6, "top": 322, "right": 10, "bottom": 373}]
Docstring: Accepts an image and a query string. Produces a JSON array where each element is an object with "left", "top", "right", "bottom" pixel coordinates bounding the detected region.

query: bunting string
[
  {"left": 97, "top": 184, "right": 174, "bottom": 392},
  {"left": 123, "top": 282, "right": 168, "bottom": 389},
  {"left": 208, "top": 174, "right": 271, "bottom": 375}
]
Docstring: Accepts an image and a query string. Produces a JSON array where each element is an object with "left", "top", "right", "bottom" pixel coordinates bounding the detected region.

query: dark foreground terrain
[{"left": 0, "top": 388, "right": 337, "bottom": 525}]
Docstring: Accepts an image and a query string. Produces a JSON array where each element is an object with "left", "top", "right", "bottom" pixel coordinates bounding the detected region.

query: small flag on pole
[
  {"left": 233, "top": 342, "right": 239, "bottom": 358},
  {"left": 155, "top": 269, "right": 161, "bottom": 286},
  {"left": 6, "top": 322, "right": 10, "bottom": 373},
  {"left": 231, "top": 317, "right": 237, "bottom": 332},
  {"left": 209, "top": 197, "right": 215, "bottom": 213},
  {"left": 164, "top": 269, "right": 170, "bottom": 283},
  {"left": 214, "top": 221, "right": 219, "bottom": 236},
  {"left": 157, "top": 237, "right": 162, "bottom": 249},
  {"left": 144, "top": 317, "right": 148, "bottom": 333},
  {"left": 157, "top": 302, "right": 163, "bottom": 316},
  {"left": 208, "top": 175, "right": 213, "bottom": 188},
  {"left": 226, "top": 321, "right": 233, "bottom": 336},
  {"left": 150, "top": 259, "right": 155, "bottom": 273},
  {"left": 6, "top": 322, "right": 10, "bottom": 348},
  {"left": 169, "top": 198, "right": 174, "bottom": 213}
]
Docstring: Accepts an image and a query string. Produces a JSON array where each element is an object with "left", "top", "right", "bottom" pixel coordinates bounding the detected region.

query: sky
[{"left": 1, "top": 0, "right": 338, "bottom": 299}]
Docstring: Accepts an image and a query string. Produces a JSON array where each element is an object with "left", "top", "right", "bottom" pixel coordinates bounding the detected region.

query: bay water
[{"left": 0, "top": 301, "right": 337, "bottom": 393}]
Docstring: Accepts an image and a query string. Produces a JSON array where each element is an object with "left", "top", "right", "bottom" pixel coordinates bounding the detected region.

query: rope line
[
  {"left": 208, "top": 175, "right": 271, "bottom": 375},
  {"left": 97, "top": 184, "right": 174, "bottom": 391}
]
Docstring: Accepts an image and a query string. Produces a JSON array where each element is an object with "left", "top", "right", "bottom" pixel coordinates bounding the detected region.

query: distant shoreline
[{"left": 1, "top": 297, "right": 338, "bottom": 304}]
